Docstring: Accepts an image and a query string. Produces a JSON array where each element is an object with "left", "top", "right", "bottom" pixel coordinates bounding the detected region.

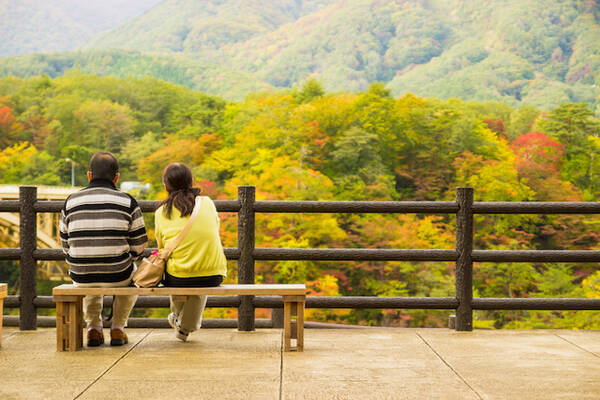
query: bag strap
[{"left": 162, "top": 196, "right": 203, "bottom": 258}]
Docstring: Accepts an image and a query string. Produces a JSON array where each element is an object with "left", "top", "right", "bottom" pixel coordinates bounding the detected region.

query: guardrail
[{"left": 2, "top": 186, "right": 600, "bottom": 331}]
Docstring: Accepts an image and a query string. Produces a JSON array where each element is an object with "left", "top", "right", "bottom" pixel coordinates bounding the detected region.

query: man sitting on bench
[{"left": 60, "top": 152, "right": 148, "bottom": 347}]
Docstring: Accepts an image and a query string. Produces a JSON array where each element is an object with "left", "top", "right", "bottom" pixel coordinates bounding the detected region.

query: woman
[{"left": 154, "top": 162, "right": 227, "bottom": 341}]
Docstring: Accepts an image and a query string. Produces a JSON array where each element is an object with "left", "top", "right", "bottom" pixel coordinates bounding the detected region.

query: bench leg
[
  {"left": 296, "top": 300, "right": 304, "bottom": 352},
  {"left": 283, "top": 295, "right": 305, "bottom": 352},
  {"left": 55, "top": 295, "right": 83, "bottom": 352}
]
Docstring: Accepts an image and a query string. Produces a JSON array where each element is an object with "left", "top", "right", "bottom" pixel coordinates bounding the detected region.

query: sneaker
[
  {"left": 110, "top": 328, "right": 129, "bottom": 346},
  {"left": 168, "top": 313, "right": 189, "bottom": 342},
  {"left": 87, "top": 328, "right": 104, "bottom": 347},
  {"left": 175, "top": 330, "right": 189, "bottom": 342},
  {"left": 168, "top": 313, "right": 179, "bottom": 330}
]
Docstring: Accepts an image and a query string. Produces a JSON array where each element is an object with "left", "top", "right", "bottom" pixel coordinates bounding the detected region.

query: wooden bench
[
  {"left": 0, "top": 283, "right": 6, "bottom": 347},
  {"left": 52, "top": 284, "right": 306, "bottom": 352}
]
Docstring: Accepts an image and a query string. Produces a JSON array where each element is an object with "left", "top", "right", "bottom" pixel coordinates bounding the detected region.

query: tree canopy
[{"left": 1, "top": 74, "right": 599, "bottom": 328}]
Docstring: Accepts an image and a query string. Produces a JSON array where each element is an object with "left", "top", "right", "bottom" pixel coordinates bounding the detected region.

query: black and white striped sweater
[{"left": 59, "top": 179, "right": 148, "bottom": 283}]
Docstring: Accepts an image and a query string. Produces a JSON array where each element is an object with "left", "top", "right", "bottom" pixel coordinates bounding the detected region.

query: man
[{"left": 60, "top": 152, "right": 148, "bottom": 347}]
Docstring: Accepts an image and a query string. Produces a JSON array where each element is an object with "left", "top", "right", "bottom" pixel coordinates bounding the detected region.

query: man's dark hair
[{"left": 89, "top": 152, "right": 119, "bottom": 181}]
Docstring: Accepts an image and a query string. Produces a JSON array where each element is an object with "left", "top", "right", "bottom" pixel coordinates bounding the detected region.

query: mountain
[
  {"left": 386, "top": 0, "right": 600, "bottom": 109},
  {"left": 218, "top": 0, "right": 600, "bottom": 109},
  {"left": 83, "top": 0, "right": 335, "bottom": 56},
  {"left": 2, "top": 0, "right": 600, "bottom": 109},
  {"left": 0, "top": 0, "right": 162, "bottom": 57}
]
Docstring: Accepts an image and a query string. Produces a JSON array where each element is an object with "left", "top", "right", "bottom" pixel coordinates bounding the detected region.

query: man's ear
[
  {"left": 87, "top": 171, "right": 92, "bottom": 182},
  {"left": 113, "top": 172, "right": 120, "bottom": 185}
]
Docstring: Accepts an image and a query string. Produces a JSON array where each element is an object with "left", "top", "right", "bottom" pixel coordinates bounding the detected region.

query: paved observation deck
[{"left": 1, "top": 327, "right": 599, "bottom": 399}]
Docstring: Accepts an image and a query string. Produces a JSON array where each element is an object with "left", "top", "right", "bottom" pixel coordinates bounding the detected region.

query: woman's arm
[{"left": 208, "top": 197, "right": 220, "bottom": 227}]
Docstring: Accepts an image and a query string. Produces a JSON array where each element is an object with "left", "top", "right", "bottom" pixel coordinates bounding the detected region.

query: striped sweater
[{"left": 59, "top": 179, "right": 148, "bottom": 283}]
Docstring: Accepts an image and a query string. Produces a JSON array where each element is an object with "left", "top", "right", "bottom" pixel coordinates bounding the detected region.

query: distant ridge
[
  {"left": 83, "top": 0, "right": 335, "bottom": 56},
  {"left": 0, "top": 0, "right": 162, "bottom": 56},
  {"left": 0, "top": 50, "right": 272, "bottom": 101},
  {"left": 1, "top": 0, "right": 600, "bottom": 108}
]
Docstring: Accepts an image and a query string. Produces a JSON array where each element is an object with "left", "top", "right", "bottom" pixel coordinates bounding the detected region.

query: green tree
[
  {"left": 72, "top": 100, "right": 135, "bottom": 153},
  {"left": 297, "top": 79, "right": 324, "bottom": 103},
  {"left": 537, "top": 103, "right": 600, "bottom": 196}
]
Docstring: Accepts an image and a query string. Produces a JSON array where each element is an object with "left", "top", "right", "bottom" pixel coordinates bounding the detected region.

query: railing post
[
  {"left": 237, "top": 185, "right": 255, "bottom": 331},
  {"left": 19, "top": 186, "right": 37, "bottom": 330},
  {"left": 455, "top": 187, "right": 473, "bottom": 331}
]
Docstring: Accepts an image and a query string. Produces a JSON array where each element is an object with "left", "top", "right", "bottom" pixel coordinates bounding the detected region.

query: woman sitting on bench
[{"left": 154, "top": 162, "right": 227, "bottom": 342}]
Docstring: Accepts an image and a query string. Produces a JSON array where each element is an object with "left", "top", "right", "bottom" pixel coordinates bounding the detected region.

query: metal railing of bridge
[{"left": 2, "top": 186, "right": 600, "bottom": 331}]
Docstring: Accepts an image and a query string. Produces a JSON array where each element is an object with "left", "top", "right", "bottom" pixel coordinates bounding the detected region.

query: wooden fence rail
[{"left": 2, "top": 185, "right": 600, "bottom": 331}]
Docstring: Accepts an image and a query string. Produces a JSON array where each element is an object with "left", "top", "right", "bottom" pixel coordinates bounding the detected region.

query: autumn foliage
[{"left": 1, "top": 74, "right": 600, "bottom": 328}]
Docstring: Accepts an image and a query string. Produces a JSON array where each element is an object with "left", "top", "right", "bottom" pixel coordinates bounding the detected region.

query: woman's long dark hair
[{"left": 159, "top": 163, "right": 201, "bottom": 218}]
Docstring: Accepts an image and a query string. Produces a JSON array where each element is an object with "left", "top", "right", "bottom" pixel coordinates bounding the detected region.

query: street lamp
[{"left": 65, "top": 158, "right": 75, "bottom": 187}]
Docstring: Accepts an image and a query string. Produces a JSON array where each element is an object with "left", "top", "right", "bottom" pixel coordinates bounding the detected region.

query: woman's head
[
  {"left": 160, "top": 163, "right": 200, "bottom": 218},
  {"left": 163, "top": 162, "right": 193, "bottom": 192}
]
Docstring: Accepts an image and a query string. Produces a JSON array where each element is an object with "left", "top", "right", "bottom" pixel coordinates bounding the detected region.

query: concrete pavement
[{"left": 0, "top": 327, "right": 598, "bottom": 399}]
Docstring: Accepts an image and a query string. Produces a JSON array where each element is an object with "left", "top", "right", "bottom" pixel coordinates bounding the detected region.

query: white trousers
[
  {"left": 73, "top": 275, "right": 137, "bottom": 328},
  {"left": 170, "top": 295, "right": 208, "bottom": 333}
]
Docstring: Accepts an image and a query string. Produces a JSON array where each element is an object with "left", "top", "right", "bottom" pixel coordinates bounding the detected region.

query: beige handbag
[{"left": 133, "top": 196, "right": 202, "bottom": 288}]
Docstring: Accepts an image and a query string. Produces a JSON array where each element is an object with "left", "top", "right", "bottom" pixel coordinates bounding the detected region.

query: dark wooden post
[
  {"left": 455, "top": 187, "right": 473, "bottom": 331},
  {"left": 271, "top": 308, "right": 284, "bottom": 328},
  {"left": 19, "top": 186, "right": 37, "bottom": 330},
  {"left": 237, "top": 186, "right": 255, "bottom": 331}
]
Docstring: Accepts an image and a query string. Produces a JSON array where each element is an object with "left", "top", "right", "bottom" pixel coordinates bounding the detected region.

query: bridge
[
  {"left": 2, "top": 326, "right": 599, "bottom": 399},
  {"left": 2, "top": 185, "right": 600, "bottom": 333},
  {"left": 1, "top": 185, "right": 600, "bottom": 398},
  {"left": 0, "top": 185, "right": 77, "bottom": 280}
]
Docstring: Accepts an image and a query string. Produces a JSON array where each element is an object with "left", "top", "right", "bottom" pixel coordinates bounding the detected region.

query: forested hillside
[
  {"left": 83, "top": 0, "right": 335, "bottom": 56},
  {"left": 75, "top": 0, "right": 600, "bottom": 110},
  {"left": 1, "top": 74, "right": 599, "bottom": 328},
  {"left": 0, "top": 0, "right": 162, "bottom": 56},
  {"left": 2, "top": 0, "right": 599, "bottom": 107}
]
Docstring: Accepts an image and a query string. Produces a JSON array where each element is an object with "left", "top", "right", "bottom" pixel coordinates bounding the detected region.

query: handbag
[{"left": 133, "top": 196, "right": 203, "bottom": 288}]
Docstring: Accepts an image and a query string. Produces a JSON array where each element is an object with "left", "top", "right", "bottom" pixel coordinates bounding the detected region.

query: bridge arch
[{"left": 0, "top": 185, "right": 78, "bottom": 280}]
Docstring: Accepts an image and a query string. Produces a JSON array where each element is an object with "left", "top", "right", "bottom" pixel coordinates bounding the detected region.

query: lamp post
[{"left": 65, "top": 158, "right": 75, "bottom": 187}]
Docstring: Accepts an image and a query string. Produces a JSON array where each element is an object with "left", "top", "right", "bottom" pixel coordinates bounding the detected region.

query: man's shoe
[
  {"left": 87, "top": 328, "right": 104, "bottom": 347},
  {"left": 110, "top": 328, "right": 128, "bottom": 346}
]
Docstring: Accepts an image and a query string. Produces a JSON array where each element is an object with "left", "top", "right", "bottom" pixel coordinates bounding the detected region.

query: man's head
[{"left": 87, "top": 152, "right": 120, "bottom": 184}]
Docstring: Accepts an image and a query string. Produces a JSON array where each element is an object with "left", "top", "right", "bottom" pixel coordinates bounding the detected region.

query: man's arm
[
  {"left": 128, "top": 200, "right": 148, "bottom": 257},
  {"left": 59, "top": 208, "right": 69, "bottom": 254}
]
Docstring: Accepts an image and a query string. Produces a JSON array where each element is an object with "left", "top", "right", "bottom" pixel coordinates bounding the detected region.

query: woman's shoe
[
  {"left": 168, "top": 312, "right": 189, "bottom": 342},
  {"left": 175, "top": 330, "right": 189, "bottom": 342},
  {"left": 168, "top": 313, "right": 179, "bottom": 330}
]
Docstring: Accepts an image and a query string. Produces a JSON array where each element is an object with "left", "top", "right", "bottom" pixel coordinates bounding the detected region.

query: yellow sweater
[{"left": 154, "top": 196, "right": 227, "bottom": 278}]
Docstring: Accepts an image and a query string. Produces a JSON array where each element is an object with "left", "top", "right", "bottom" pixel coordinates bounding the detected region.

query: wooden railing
[{"left": 2, "top": 186, "right": 600, "bottom": 331}]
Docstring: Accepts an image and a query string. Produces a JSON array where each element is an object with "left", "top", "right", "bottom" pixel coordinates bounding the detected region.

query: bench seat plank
[{"left": 53, "top": 284, "right": 306, "bottom": 296}]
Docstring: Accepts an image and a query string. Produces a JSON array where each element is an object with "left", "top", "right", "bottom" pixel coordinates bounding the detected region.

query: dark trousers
[{"left": 163, "top": 272, "right": 223, "bottom": 288}]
